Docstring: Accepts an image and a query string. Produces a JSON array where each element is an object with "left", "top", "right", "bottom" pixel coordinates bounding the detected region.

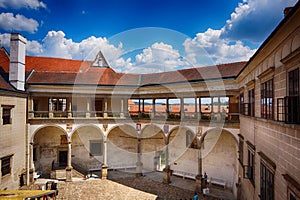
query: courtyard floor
[{"left": 34, "top": 170, "right": 235, "bottom": 200}]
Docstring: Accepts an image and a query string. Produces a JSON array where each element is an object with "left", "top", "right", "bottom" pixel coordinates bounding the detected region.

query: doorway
[{"left": 58, "top": 151, "right": 68, "bottom": 167}]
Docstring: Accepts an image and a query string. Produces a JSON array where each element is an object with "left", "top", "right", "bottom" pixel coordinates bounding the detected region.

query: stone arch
[
  {"left": 167, "top": 126, "right": 195, "bottom": 165},
  {"left": 292, "top": 34, "right": 300, "bottom": 52},
  {"left": 71, "top": 125, "right": 104, "bottom": 171},
  {"left": 70, "top": 124, "right": 104, "bottom": 139},
  {"left": 282, "top": 39, "right": 292, "bottom": 59},
  {"left": 140, "top": 124, "right": 166, "bottom": 172},
  {"left": 31, "top": 124, "right": 67, "bottom": 143},
  {"left": 32, "top": 125, "right": 68, "bottom": 177},
  {"left": 106, "top": 124, "right": 138, "bottom": 168},
  {"left": 200, "top": 128, "right": 239, "bottom": 190}
]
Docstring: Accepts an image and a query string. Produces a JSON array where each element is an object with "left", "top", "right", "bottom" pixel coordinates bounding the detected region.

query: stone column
[
  {"left": 29, "top": 96, "right": 34, "bottom": 119},
  {"left": 66, "top": 141, "right": 73, "bottom": 182},
  {"left": 136, "top": 133, "right": 143, "bottom": 177},
  {"left": 180, "top": 97, "right": 184, "bottom": 119},
  {"left": 29, "top": 143, "right": 34, "bottom": 184},
  {"left": 102, "top": 137, "right": 108, "bottom": 179},
  {"left": 86, "top": 99, "right": 90, "bottom": 118},
  {"left": 49, "top": 97, "right": 53, "bottom": 118},
  {"left": 151, "top": 99, "right": 155, "bottom": 119},
  {"left": 120, "top": 98, "right": 124, "bottom": 118},
  {"left": 195, "top": 138, "right": 203, "bottom": 193},
  {"left": 195, "top": 97, "right": 200, "bottom": 120},
  {"left": 138, "top": 99, "right": 141, "bottom": 118},
  {"left": 163, "top": 142, "right": 171, "bottom": 184},
  {"left": 166, "top": 98, "right": 169, "bottom": 119},
  {"left": 68, "top": 99, "right": 72, "bottom": 118},
  {"left": 104, "top": 98, "right": 108, "bottom": 118}
]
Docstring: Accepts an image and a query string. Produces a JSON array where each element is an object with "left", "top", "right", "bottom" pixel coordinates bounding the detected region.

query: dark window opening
[
  {"left": 1, "top": 155, "right": 12, "bottom": 176},
  {"left": 260, "top": 162, "right": 274, "bottom": 200}
]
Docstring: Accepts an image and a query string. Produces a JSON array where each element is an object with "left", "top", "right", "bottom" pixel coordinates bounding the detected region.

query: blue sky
[{"left": 0, "top": 0, "right": 298, "bottom": 73}]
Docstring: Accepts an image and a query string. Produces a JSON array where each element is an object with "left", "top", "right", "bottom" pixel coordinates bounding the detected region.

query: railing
[
  {"left": 30, "top": 110, "right": 239, "bottom": 122},
  {"left": 277, "top": 96, "right": 300, "bottom": 124}
]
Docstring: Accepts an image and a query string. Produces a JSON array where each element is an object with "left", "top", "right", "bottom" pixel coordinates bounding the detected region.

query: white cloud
[
  {"left": 183, "top": 28, "right": 257, "bottom": 65},
  {"left": 221, "top": 0, "right": 298, "bottom": 42},
  {"left": 0, "top": 33, "right": 10, "bottom": 47},
  {"left": 0, "top": 13, "right": 39, "bottom": 33},
  {"left": 133, "top": 42, "right": 191, "bottom": 73},
  {"left": 0, "top": 0, "right": 46, "bottom": 9}
]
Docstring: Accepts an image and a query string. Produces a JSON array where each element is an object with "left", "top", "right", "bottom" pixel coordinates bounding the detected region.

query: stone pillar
[
  {"left": 151, "top": 99, "right": 155, "bottom": 119},
  {"left": 49, "top": 97, "right": 53, "bottom": 118},
  {"left": 29, "top": 143, "right": 34, "bottom": 184},
  {"left": 86, "top": 99, "right": 90, "bottom": 118},
  {"left": 195, "top": 138, "right": 203, "bottom": 193},
  {"left": 138, "top": 99, "right": 141, "bottom": 118},
  {"left": 120, "top": 98, "right": 124, "bottom": 118},
  {"left": 163, "top": 143, "right": 171, "bottom": 184},
  {"left": 180, "top": 97, "right": 184, "bottom": 119},
  {"left": 68, "top": 99, "right": 72, "bottom": 118},
  {"left": 29, "top": 96, "right": 34, "bottom": 119},
  {"left": 104, "top": 98, "right": 108, "bottom": 118},
  {"left": 66, "top": 141, "right": 72, "bottom": 182},
  {"left": 166, "top": 98, "right": 169, "bottom": 119},
  {"left": 102, "top": 137, "right": 108, "bottom": 179},
  {"left": 195, "top": 97, "right": 200, "bottom": 120},
  {"left": 136, "top": 135, "right": 143, "bottom": 177}
]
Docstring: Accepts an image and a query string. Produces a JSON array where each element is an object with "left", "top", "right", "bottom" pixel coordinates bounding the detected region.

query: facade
[
  {"left": 0, "top": 2, "right": 299, "bottom": 200},
  {"left": 237, "top": 3, "right": 300, "bottom": 200}
]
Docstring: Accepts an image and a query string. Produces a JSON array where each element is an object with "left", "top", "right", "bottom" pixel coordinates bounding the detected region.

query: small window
[
  {"left": 2, "top": 105, "right": 13, "bottom": 125},
  {"left": 239, "top": 93, "right": 244, "bottom": 114},
  {"left": 90, "top": 140, "right": 102, "bottom": 156},
  {"left": 1, "top": 155, "right": 12, "bottom": 177},
  {"left": 288, "top": 189, "right": 300, "bottom": 200},
  {"left": 288, "top": 68, "right": 299, "bottom": 96}
]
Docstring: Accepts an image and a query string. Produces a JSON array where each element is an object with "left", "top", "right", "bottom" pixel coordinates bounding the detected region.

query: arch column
[
  {"left": 136, "top": 130, "right": 143, "bottom": 177},
  {"left": 102, "top": 135, "right": 108, "bottom": 179},
  {"left": 29, "top": 142, "right": 35, "bottom": 184},
  {"left": 66, "top": 139, "right": 73, "bottom": 182},
  {"left": 163, "top": 140, "right": 171, "bottom": 184},
  {"left": 195, "top": 135, "right": 204, "bottom": 193}
]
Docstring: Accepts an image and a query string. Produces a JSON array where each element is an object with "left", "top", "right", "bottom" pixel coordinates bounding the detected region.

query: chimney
[
  {"left": 9, "top": 33, "right": 26, "bottom": 91},
  {"left": 284, "top": 7, "right": 293, "bottom": 17}
]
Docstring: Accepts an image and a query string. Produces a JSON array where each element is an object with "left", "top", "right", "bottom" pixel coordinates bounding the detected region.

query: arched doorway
[{"left": 33, "top": 125, "right": 67, "bottom": 178}]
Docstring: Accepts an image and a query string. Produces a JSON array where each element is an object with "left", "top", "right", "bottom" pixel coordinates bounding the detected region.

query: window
[
  {"left": 1, "top": 155, "right": 12, "bottom": 177},
  {"left": 288, "top": 68, "right": 299, "bottom": 96},
  {"left": 49, "top": 98, "right": 67, "bottom": 111},
  {"left": 260, "top": 162, "right": 275, "bottom": 200},
  {"left": 2, "top": 105, "right": 13, "bottom": 125},
  {"left": 238, "top": 135, "right": 244, "bottom": 165},
  {"left": 239, "top": 93, "right": 244, "bottom": 114},
  {"left": 283, "top": 174, "right": 300, "bottom": 200},
  {"left": 288, "top": 189, "right": 300, "bottom": 200},
  {"left": 248, "top": 89, "right": 255, "bottom": 117},
  {"left": 261, "top": 79, "right": 273, "bottom": 119},
  {"left": 247, "top": 147, "right": 255, "bottom": 185},
  {"left": 90, "top": 140, "right": 102, "bottom": 156}
]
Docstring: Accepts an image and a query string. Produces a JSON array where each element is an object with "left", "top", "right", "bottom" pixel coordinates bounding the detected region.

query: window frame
[
  {"left": 261, "top": 79, "right": 274, "bottom": 119},
  {"left": 1, "top": 105, "right": 14, "bottom": 125},
  {"left": 89, "top": 140, "right": 102, "bottom": 156},
  {"left": 1, "top": 155, "right": 12, "bottom": 177}
]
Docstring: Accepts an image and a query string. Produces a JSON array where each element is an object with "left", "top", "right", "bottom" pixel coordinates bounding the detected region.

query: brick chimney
[{"left": 9, "top": 33, "right": 26, "bottom": 91}]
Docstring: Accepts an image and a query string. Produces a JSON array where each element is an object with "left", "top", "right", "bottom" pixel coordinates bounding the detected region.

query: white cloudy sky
[{"left": 0, "top": 0, "right": 298, "bottom": 73}]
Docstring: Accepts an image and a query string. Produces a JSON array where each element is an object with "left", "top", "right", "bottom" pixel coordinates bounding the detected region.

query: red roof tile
[{"left": 0, "top": 48, "right": 246, "bottom": 86}]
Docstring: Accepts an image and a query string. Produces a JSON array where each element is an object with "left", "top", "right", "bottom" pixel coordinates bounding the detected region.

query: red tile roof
[
  {"left": 0, "top": 74, "right": 15, "bottom": 91},
  {"left": 0, "top": 48, "right": 246, "bottom": 87}
]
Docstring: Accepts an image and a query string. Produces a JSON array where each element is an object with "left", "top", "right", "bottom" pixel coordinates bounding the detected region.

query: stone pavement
[{"left": 33, "top": 170, "right": 235, "bottom": 199}]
